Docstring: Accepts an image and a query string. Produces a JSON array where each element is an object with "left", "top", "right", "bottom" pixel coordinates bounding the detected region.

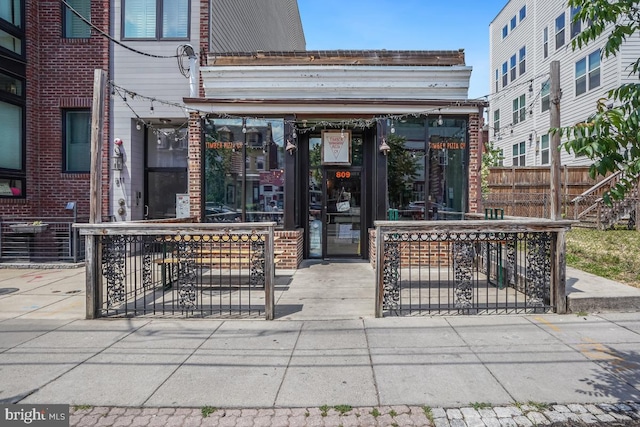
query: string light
[{"left": 109, "top": 80, "right": 488, "bottom": 139}]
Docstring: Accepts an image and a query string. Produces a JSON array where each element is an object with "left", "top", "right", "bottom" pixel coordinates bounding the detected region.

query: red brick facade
[{"left": 0, "top": 0, "right": 110, "bottom": 219}]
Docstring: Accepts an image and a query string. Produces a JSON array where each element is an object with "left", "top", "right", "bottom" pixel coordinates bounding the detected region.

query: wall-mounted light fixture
[
  {"left": 285, "top": 139, "right": 297, "bottom": 155},
  {"left": 379, "top": 137, "right": 391, "bottom": 155}
]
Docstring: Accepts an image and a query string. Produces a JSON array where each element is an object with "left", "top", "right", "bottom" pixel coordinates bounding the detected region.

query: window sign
[{"left": 321, "top": 130, "right": 351, "bottom": 165}]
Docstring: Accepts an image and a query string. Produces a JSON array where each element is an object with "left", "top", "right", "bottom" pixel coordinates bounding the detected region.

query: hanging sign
[{"left": 321, "top": 130, "right": 351, "bottom": 165}]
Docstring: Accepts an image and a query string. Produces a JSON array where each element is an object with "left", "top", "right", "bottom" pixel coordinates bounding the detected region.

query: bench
[{"left": 154, "top": 249, "right": 283, "bottom": 289}]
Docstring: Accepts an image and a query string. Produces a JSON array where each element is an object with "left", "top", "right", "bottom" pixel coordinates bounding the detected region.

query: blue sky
[{"left": 298, "top": 0, "right": 508, "bottom": 100}]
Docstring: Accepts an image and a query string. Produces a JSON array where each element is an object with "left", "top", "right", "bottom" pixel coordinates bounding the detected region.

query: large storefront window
[
  {"left": 203, "top": 118, "right": 285, "bottom": 224},
  {"left": 388, "top": 116, "right": 468, "bottom": 220}
]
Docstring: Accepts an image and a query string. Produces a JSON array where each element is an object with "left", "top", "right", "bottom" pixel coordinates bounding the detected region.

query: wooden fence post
[{"left": 551, "top": 230, "right": 567, "bottom": 314}]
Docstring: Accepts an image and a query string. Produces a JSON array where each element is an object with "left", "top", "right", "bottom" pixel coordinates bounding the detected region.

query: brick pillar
[
  {"left": 188, "top": 112, "right": 202, "bottom": 221},
  {"left": 468, "top": 112, "right": 481, "bottom": 214}
]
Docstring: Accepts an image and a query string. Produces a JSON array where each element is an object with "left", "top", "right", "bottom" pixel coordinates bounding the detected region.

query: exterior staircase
[{"left": 571, "top": 171, "right": 639, "bottom": 230}]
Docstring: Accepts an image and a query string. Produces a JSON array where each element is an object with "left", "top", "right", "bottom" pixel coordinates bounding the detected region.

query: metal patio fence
[
  {"left": 0, "top": 217, "right": 86, "bottom": 263},
  {"left": 374, "top": 218, "right": 572, "bottom": 316},
  {"left": 75, "top": 222, "right": 276, "bottom": 319}
]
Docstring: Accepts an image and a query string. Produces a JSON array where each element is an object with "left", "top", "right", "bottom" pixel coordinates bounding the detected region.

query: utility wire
[{"left": 60, "top": 0, "right": 179, "bottom": 59}]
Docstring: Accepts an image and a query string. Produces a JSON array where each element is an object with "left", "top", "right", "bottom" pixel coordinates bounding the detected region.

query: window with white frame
[
  {"left": 502, "top": 25, "right": 508, "bottom": 38},
  {"left": 512, "top": 94, "right": 526, "bottom": 124},
  {"left": 519, "top": 46, "right": 526, "bottom": 75},
  {"left": 510, "top": 54, "right": 516, "bottom": 81},
  {"left": 495, "top": 69, "right": 499, "bottom": 93},
  {"left": 575, "top": 49, "right": 601, "bottom": 96},
  {"left": 541, "top": 79, "right": 550, "bottom": 112},
  {"left": 543, "top": 27, "right": 548, "bottom": 59},
  {"left": 493, "top": 109, "right": 500, "bottom": 135},
  {"left": 63, "top": 110, "right": 91, "bottom": 172},
  {"left": 555, "top": 12, "right": 565, "bottom": 49},
  {"left": 512, "top": 141, "right": 526, "bottom": 166},
  {"left": 498, "top": 149, "right": 504, "bottom": 166},
  {"left": 510, "top": 16, "right": 516, "bottom": 30},
  {"left": 570, "top": 6, "right": 581, "bottom": 39},
  {"left": 502, "top": 61, "right": 508, "bottom": 87},
  {"left": 519, "top": 5, "right": 526, "bottom": 21},
  {"left": 63, "top": 0, "right": 90, "bottom": 38},
  {"left": 540, "top": 134, "right": 549, "bottom": 165},
  {"left": 122, "top": 0, "right": 189, "bottom": 39}
]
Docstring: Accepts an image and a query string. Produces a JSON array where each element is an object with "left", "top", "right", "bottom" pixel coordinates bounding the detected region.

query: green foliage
[
  {"left": 387, "top": 134, "right": 420, "bottom": 208},
  {"left": 370, "top": 408, "right": 381, "bottom": 418},
  {"left": 471, "top": 402, "right": 492, "bottom": 410},
  {"left": 201, "top": 406, "right": 218, "bottom": 418},
  {"left": 557, "top": 0, "right": 640, "bottom": 203},
  {"left": 422, "top": 406, "right": 434, "bottom": 423},
  {"left": 333, "top": 405, "right": 352, "bottom": 415},
  {"left": 481, "top": 141, "right": 504, "bottom": 196},
  {"left": 319, "top": 405, "right": 330, "bottom": 417}
]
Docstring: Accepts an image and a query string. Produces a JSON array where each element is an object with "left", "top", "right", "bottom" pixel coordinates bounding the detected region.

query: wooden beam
[{"left": 90, "top": 69, "right": 106, "bottom": 224}]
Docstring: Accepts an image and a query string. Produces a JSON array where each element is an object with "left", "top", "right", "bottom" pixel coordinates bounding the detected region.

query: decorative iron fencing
[
  {"left": 374, "top": 218, "right": 572, "bottom": 316},
  {"left": 75, "top": 222, "right": 276, "bottom": 319},
  {"left": 0, "top": 217, "right": 86, "bottom": 263}
]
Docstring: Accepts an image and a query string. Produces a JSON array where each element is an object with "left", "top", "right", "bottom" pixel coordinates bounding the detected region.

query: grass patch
[
  {"left": 566, "top": 228, "right": 640, "bottom": 287},
  {"left": 201, "top": 406, "right": 218, "bottom": 418},
  {"left": 370, "top": 408, "right": 381, "bottom": 418},
  {"left": 319, "top": 405, "right": 330, "bottom": 417},
  {"left": 334, "top": 405, "right": 352, "bottom": 415},
  {"left": 73, "top": 405, "right": 92, "bottom": 411},
  {"left": 471, "top": 402, "right": 492, "bottom": 410},
  {"left": 423, "top": 406, "right": 434, "bottom": 423},
  {"left": 575, "top": 310, "right": 588, "bottom": 317},
  {"left": 389, "top": 409, "right": 398, "bottom": 417}
]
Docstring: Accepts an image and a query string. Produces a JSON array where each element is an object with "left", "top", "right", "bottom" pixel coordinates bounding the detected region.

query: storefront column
[{"left": 188, "top": 112, "right": 203, "bottom": 221}]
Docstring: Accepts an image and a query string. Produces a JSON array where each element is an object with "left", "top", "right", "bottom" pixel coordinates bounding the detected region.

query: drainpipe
[{"left": 189, "top": 51, "right": 199, "bottom": 98}]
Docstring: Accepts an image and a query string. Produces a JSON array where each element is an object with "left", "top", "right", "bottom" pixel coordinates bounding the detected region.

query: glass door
[{"left": 324, "top": 169, "right": 362, "bottom": 257}]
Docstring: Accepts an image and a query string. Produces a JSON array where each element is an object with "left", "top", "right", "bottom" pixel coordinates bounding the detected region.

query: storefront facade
[{"left": 185, "top": 51, "right": 485, "bottom": 267}]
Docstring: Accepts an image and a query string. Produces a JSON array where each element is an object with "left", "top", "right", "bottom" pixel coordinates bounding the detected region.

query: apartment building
[{"left": 488, "top": 0, "right": 640, "bottom": 167}]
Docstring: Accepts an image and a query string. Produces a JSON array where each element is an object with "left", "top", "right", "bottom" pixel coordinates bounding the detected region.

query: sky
[{"left": 297, "top": 0, "right": 508, "bottom": 100}]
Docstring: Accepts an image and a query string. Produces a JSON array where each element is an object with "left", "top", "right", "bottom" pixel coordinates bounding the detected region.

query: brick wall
[
  {"left": 275, "top": 229, "right": 303, "bottom": 269},
  {"left": 369, "top": 230, "right": 455, "bottom": 270},
  {"left": 188, "top": 112, "right": 203, "bottom": 220},
  {"left": 0, "top": 0, "right": 110, "bottom": 220}
]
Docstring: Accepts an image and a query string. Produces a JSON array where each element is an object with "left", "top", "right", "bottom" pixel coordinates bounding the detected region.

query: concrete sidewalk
[{"left": 1, "top": 263, "right": 640, "bottom": 426}]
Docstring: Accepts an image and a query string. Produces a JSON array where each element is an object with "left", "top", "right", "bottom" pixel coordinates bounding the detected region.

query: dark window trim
[
  {"left": 62, "top": 108, "right": 91, "bottom": 173},
  {"left": 61, "top": 0, "right": 91, "bottom": 39},
  {"left": 121, "top": 0, "right": 191, "bottom": 41}
]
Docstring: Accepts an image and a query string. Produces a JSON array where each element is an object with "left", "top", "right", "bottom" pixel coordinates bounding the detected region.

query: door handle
[{"left": 144, "top": 205, "right": 149, "bottom": 219}]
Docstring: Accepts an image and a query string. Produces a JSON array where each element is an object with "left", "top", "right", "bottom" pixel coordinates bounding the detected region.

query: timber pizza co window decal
[{"left": 321, "top": 130, "right": 351, "bottom": 165}]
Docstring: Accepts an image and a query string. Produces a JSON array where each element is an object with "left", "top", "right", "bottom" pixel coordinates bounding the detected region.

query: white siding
[{"left": 488, "top": 0, "right": 640, "bottom": 168}]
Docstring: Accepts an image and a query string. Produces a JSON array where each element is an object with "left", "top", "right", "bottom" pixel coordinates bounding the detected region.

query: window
[
  {"left": 502, "top": 25, "right": 508, "bottom": 38},
  {"left": 502, "top": 61, "right": 508, "bottom": 87},
  {"left": 519, "top": 5, "right": 526, "bottom": 21},
  {"left": 555, "top": 13, "right": 565, "bottom": 49},
  {"left": 575, "top": 49, "right": 601, "bottom": 96},
  {"left": 498, "top": 149, "right": 504, "bottom": 166},
  {"left": 63, "top": 110, "right": 91, "bottom": 172},
  {"left": 0, "top": 100, "right": 24, "bottom": 197},
  {"left": 543, "top": 27, "right": 548, "bottom": 59},
  {"left": 122, "top": 0, "right": 189, "bottom": 40},
  {"left": 493, "top": 109, "right": 500, "bottom": 135},
  {"left": 519, "top": 46, "right": 526, "bottom": 75},
  {"left": 510, "top": 54, "right": 516, "bottom": 81},
  {"left": 512, "top": 94, "right": 526, "bottom": 124},
  {"left": 541, "top": 79, "right": 550, "bottom": 112},
  {"left": 510, "top": 16, "right": 517, "bottom": 30},
  {"left": 570, "top": 6, "right": 581, "bottom": 39},
  {"left": 495, "top": 69, "right": 499, "bottom": 93},
  {"left": 0, "top": 0, "right": 21, "bottom": 27},
  {"left": 64, "top": 0, "right": 91, "bottom": 38},
  {"left": 512, "top": 141, "right": 526, "bottom": 166},
  {"left": 540, "top": 134, "right": 550, "bottom": 165},
  {"left": 204, "top": 118, "right": 286, "bottom": 225}
]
